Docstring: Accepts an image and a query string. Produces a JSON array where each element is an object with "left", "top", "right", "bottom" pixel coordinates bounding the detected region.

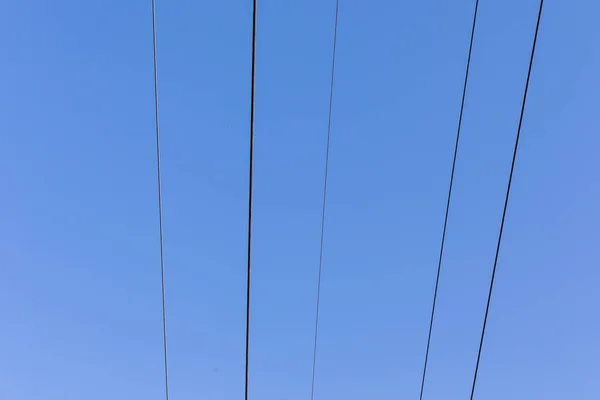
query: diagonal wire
[
  {"left": 151, "top": 0, "right": 170, "bottom": 399},
  {"left": 310, "top": 1, "right": 340, "bottom": 399},
  {"left": 245, "top": 0, "right": 258, "bottom": 399},
  {"left": 469, "top": 1, "right": 545, "bottom": 399},
  {"left": 418, "top": 1, "right": 480, "bottom": 398}
]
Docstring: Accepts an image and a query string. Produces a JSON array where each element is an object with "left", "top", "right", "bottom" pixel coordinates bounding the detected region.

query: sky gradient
[{"left": 1, "top": 0, "right": 599, "bottom": 399}]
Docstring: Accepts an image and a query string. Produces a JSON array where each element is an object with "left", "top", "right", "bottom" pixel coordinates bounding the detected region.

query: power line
[
  {"left": 469, "top": 1, "right": 545, "bottom": 399},
  {"left": 245, "top": 0, "right": 258, "bottom": 399},
  {"left": 418, "top": 1, "right": 480, "bottom": 398},
  {"left": 310, "top": 1, "right": 340, "bottom": 399},
  {"left": 150, "top": 0, "right": 170, "bottom": 399}
]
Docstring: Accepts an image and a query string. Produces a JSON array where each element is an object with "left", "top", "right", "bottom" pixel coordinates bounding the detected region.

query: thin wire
[
  {"left": 245, "top": 0, "right": 258, "bottom": 399},
  {"left": 469, "top": 1, "right": 545, "bottom": 398},
  {"left": 151, "top": 0, "right": 170, "bottom": 399},
  {"left": 310, "top": 1, "right": 340, "bottom": 399},
  {"left": 418, "top": 1, "right": 480, "bottom": 399}
]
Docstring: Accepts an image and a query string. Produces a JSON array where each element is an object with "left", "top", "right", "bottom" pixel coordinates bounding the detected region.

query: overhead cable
[
  {"left": 469, "top": 1, "right": 545, "bottom": 398},
  {"left": 150, "top": 0, "right": 170, "bottom": 399},
  {"left": 245, "top": 0, "right": 258, "bottom": 399},
  {"left": 419, "top": 1, "right": 480, "bottom": 398},
  {"left": 310, "top": 1, "right": 340, "bottom": 399}
]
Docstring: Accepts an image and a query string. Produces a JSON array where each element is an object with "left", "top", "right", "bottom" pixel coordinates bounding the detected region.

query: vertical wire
[
  {"left": 245, "top": 0, "right": 258, "bottom": 399},
  {"left": 310, "top": 1, "right": 340, "bottom": 399},
  {"left": 469, "top": 1, "right": 545, "bottom": 398},
  {"left": 150, "top": 0, "right": 170, "bottom": 399},
  {"left": 418, "top": 1, "right": 480, "bottom": 398}
]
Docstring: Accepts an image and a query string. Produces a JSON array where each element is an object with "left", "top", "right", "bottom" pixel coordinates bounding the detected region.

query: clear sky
[{"left": 1, "top": 0, "right": 599, "bottom": 399}]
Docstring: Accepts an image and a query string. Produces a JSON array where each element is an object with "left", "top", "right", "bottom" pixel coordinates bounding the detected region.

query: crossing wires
[
  {"left": 310, "top": 1, "right": 341, "bottom": 399},
  {"left": 469, "top": 1, "right": 545, "bottom": 398},
  {"left": 150, "top": 0, "right": 170, "bottom": 399},
  {"left": 245, "top": 0, "right": 258, "bottom": 399},
  {"left": 418, "top": 1, "right": 480, "bottom": 398}
]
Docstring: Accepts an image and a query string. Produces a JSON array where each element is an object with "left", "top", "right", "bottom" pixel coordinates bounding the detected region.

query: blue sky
[{"left": 1, "top": 0, "right": 599, "bottom": 399}]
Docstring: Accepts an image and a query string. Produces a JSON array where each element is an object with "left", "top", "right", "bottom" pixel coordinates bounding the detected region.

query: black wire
[
  {"left": 245, "top": 0, "right": 258, "bottom": 399},
  {"left": 469, "top": 1, "right": 545, "bottom": 399},
  {"left": 310, "top": 1, "right": 340, "bottom": 399},
  {"left": 418, "top": 1, "right": 480, "bottom": 398},
  {"left": 150, "top": 1, "right": 170, "bottom": 399}
]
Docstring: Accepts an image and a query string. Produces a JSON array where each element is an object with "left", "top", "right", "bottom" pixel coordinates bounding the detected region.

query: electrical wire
[
  {"left": 469, "top": 1, "right": 545, "bottom": 398},
  {"left": 245, "top": 0, "right": 258, "bottom": 399},
  {"left": 151, "top": 0, "right": 170, "bottom": 399},
  {"left": 418, "top": 1, "right": 480, "bottom": 398},
  {"left": 310, "top": 1, "right": 340, "bottom": 399}
]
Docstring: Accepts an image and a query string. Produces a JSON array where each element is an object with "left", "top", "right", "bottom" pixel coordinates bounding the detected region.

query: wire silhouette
[
  {"left": 150, "top": 0, "right": 170, "bottom": 399},
  {"left": 469, "top": 1, "right": 545, "bottom": 399},
  {"left": 418, "top": 1, "right": 480, "bottom": 398},
  {"left": 310, "top": 1, "right": 340, "bottom": 399},
  {"left": 245, "top": 0, "right": 258, "bottom": 399}
]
